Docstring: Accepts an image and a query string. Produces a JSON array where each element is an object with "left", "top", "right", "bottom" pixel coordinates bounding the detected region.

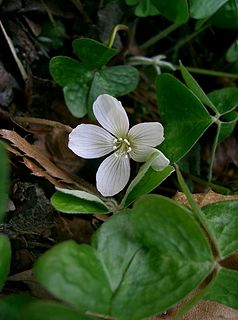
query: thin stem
[
  {"left": 13, "top": 116, "right": 73, "bottom": 133},
  {"left": 167, "top": 26, "right": 207, "bottom": 54},
  {"left": 0, "top": 20, "right": 28, "bottom": 81},
  {"left": 208, "top": 123, "right": 221, "bottom": 182},
  {"left": 175, "top": 65, "right": 238, "bottom": 79},
  {"left": 70, "top": 0, "right": 92, "bottom": 23},
  {"left": 107, "top": 24, "right": 129, "bottom": 48},
  {"left": 183, "top": 172, "right": 233, "bottom": 195},
  {"left": 140, "top": 23, "right": 180, "bottom": 49},
  {"left": 175, "top": 164, "right": 220, "bottom": 258}
]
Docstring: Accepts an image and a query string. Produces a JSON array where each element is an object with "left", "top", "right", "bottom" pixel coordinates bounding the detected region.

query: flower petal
[
  {"left": 128, "top": 122, "right": 164, "bottom": 147},
  {"left": 93, "top": 94, "right": 129, "bottom": 137},
  {"left": 130, "top": 146, "right": 170, "bottom": 170},
  {"left": 68, "top": 124, "right": 114, "bottom": 158},
  {"left": 130, "top": 145, "right": 154, "bottom": 163},
  {"left": 96, "top": 153, "right": 130, "bottom": 196},
  {"left": 151, "top": 150, "right": 170, "bottom": 171}
]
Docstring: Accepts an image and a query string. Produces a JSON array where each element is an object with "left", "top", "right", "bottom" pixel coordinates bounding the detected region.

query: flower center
[{"left": 113, "top": 137, "right": 132, "bottom": 157}]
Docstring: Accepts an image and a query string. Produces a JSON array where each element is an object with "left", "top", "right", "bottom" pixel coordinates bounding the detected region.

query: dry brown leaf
[
  {"left": 22, "top": 157, "right": 66, "bottom": 188},
  {"left": 174, "top": 189, "right": 238, "bottom": 208},
  {"left": 0, "top": 129, "right": 75, "bottom": 185},
  {"left": 7, "top": 269, "right": 53, "bottom": 299},
  {"left": 151, "top": 300, "right": 238, "bottom": 320}
]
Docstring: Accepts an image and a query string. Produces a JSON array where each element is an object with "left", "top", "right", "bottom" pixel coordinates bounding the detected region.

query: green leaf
[
  {"left": 123, "top": 166, "right": 174, "bottom": 207},
  {"left": 34, "top": 240, "right": 113, "bottom": 315},
  {"left": 39, "top": 20, "right": 66, "bottom": 50},
  {"left": 151, "top": 0, "right": 189, "bottom": 24},
  {"left": 218, "top": 111, "right": 238, "bottom": 143},
  {"left": 49, "top": 56, "right": 93, "bottom": 118},
  {"left": 0, "top": 234, "right": 11, "bottom": 290},
  {"left": 208, "top": 87, "right": 238, "bottom": 115},
  {"left": 34, "top": 205, "right": 214, "bottom": 320},
  {"left": 63, "top": 82, "right": 89, "bottom": 118},
  {"left": 0, "top": 143, "right": 9, "bottom": 222},
  {"left": 205, "top": 267, "right": 238, "bottom": 309},
  {"left": 49, "top": 57, "right": 92, "bottom": 87},
  {"left": 180, "top": 62, "right": 217, "bottom": 113},
  {"left": 156, "top": 73, "right": 213, "bottom": 163},
  {"left": 126, "top": 0, "right": 139, "bottom": 5},
  {"left": 88, "top": 66, "right": 139, "bottom": 111},
  {"left": 121, "top": 151, "right": 174, "bottom": 207},
  {"left": 211, "top": 0, "right": 238, "bottom": 29},
  {"left": 72, "top": 38, "right": 117, "bottom": 70},
  {"left": 51, "top": 191, "right": 110, "bottom": 214},
  {"left": 207, "top": 87, "right": 238, "bottom": 142},
  {"left": 190, "top": 0, "right": 229, "bottom": 19},
  {"left": 226, "top": 39, "right": 238, "bottom": 62},
  {"left": 202, "top": 200, "right": 238, "bottom": 258},
  {"left": 134, "top": 0, "right": 160, "bottom": 16},
  {"left": 22, "top": 300, "right": 94, "bottom": 320},
  {"left": 113, "top": 195, "right": 214, "bottom": 319},
  {"left": 0, "top": 294, "right": 33, "bottom": 320}
]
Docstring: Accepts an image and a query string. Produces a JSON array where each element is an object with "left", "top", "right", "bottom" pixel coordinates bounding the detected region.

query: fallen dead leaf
[
  {"left": 174, "top": 189, "right": 238, "bottom": 208},
  {"left": 0, "top": 129, "right": 75, "bottom": 185}
]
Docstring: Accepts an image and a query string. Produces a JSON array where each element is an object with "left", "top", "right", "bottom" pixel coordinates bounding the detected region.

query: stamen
[
  {"left": 124, "top": 139, "right": 130, "bottom": 145},
  {"left": 113, "top": 137, "right": 132, "bottom": 156}
]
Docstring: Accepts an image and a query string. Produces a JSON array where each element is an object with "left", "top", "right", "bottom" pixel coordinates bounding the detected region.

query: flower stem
[
  {"left": 175, "top": 164, "right": 220, "bottom": 258},
  {"left": 140, "top": 23, "right": 180, "bottom": 49},
  {"left": 208, "top": 123, "right": 221, "bottom": 182},
  {"left": 107, "top": 24, "right": 129, "bottom": 48},
  {"left": 175, "top": 65, "right": 238, "bottom": 79}
]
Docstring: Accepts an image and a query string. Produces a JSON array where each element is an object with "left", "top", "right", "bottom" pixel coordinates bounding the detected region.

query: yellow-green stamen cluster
[{"left": 113, "top": 137, "right": 132, "bottom": 157}]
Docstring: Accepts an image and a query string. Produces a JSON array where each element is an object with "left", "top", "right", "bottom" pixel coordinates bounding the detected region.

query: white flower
[
  {"left": 128, "top": 54, "right": 175, "bottom": 74},
  {"left": 68, "top": 94, "right": 169, "bottom": 196}
]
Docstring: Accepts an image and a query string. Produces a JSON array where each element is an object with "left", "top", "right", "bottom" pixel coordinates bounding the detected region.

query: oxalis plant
[
  {"left": 6, "top": 57, "right": 236, "bottom": 318},
  {"left": 36, "top": 60, "right": 238, "bottom": 319},
  {"left": 0, "top": 19, "right": 238, "bottom": 320}
]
